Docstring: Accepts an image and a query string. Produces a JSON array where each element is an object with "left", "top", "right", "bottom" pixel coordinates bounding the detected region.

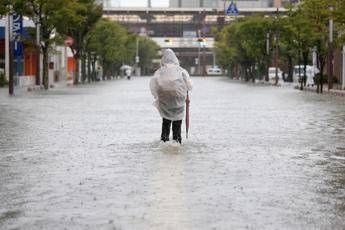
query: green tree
[
  {"left": 299, "top": 0, "right": 333, "bottom": 93},
  {"left": 57, "top": 0, "right": 102, "bottom": 84},
  {"left": 334, "top": 0, "right": 345, "bottom": 44},
  {"left": 87, "top": 19, "right": 128, "bottom": 79},
  {"left": 138, "top": 37, "right": 159, "bottom": 75},
  {"left": 3, "top": 0, "right": 80, "bottom": 89},
  {"left": 0, "top": 0, "right": 10, "bottom": 15},
  {"left": 215, "top": 16, "right": 271, "bottom": 82},
  {"left": 279, "top": 7, "right": 316, "bottom": 89}
]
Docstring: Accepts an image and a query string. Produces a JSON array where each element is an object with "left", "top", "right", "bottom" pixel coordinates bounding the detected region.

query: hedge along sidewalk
[{"left": 294, "top": 85, "right": 345, "bottom": 97}]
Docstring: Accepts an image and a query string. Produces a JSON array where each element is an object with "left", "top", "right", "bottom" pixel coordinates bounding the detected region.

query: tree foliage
[
  {"left": 87, "top": 19, "right": 130, "bottom": 79},
  {"left": 0, "top": 0, "right": 11, "bottom": 16},
  {"left": 215, "top": 16, "right": 272, "bottom": 82},
  {"left": 57, "top": 0, "right": 102, "bottom": 84},
  {"left": 215, "top": 0, "right": 344, "bottom": 93},
  {"left": 138, "top": 37, "right": 160, "bottom": 75},
  {"left": 0, "top": 0, "right": 77, "bottom": 89}
]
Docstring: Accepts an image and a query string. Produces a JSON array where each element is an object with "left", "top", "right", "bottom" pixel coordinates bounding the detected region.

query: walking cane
[{"left": 185, "top": 91, "right": 190, "bottom": 139}]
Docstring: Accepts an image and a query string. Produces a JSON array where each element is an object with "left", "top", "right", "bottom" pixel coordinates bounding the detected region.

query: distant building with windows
[{"left": 169, "top": 0, "right": 293, "bottom": 8}]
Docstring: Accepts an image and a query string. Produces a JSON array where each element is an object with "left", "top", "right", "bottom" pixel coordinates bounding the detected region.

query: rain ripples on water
[{"left": 0, "top": 77, "right": 345, "bottom": 229}]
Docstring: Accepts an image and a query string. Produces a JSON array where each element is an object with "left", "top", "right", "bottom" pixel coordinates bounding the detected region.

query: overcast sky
[{"left": 115, "top": 0, "right": 169, "bottom": 7}]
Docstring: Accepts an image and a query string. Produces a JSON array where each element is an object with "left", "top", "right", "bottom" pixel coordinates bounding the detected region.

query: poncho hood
[{"left": 161, "top": 49, "right": 180, "bottom": 67}]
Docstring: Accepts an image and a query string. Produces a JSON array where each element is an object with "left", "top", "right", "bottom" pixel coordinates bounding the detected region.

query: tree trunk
[
  {"left": 81, "top": 52, "right": 86, "bottom": 83},
  {"left": 102, "top": 61, "right": 106, "bottom": 80},
  {"left": 251, "top": 65, "right": 255, "bottom": 83},
  {"left": 302, "top": 51, "right": 309, "bottom": 87},
  {"left": 36, "top": 44, "right": 41, "bottom": 85},
  {"left": 87, "top": 53, "right": 91, "bottom": 83},
  {"left": 92, "top": 56, "right": 97, "bottom": 81},
  {"left": 74, "top": 57, "right": 79, "bottom": 85},
  {"left": 288, "top": 55, "right": 293, "bottom": 82},
  {"left": 42, "top": 45, "right": 49, "bottom": 90},
  {"left": 298, "top": 51, "right": 302, "bottom": 90},
  {"left": 266, "top": 56, "right": 270, "bottom": 82},
  {"left": 320, "top": 57, "right": 325, "bottom": 94}
]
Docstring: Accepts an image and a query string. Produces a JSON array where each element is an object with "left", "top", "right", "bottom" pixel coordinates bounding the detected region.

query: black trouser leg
[
  {"left": 161, "top": 118, "right": 171, "bottom": 142},
  {"left": 172, "top": 120, "right": 182, "bottom": 144}
]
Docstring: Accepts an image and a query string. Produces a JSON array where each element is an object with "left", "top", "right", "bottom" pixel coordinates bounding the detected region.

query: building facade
[{"left": 169, "top": 0, "right": 289, "bottom": 8}]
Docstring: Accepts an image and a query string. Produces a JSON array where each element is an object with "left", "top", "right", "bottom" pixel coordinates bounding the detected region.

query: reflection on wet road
[{"left": 1, "top": 77, "right": 345, "bottom": 229}]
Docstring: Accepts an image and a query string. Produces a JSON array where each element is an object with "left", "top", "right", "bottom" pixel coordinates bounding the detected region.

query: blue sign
[
  {"left": 226, "top": 0, "right": 239, "bottom": 16},
  {"left": 12, "top": 13, "right": 23, "bottom": 58},
  {"left": 12, "top": 13, "right": 24, "bottom": 75}
]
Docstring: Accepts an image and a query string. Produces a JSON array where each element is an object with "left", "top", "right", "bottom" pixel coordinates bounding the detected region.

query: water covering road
[{"left": 0, "top": 77, "right": 345, "bottom": 229}]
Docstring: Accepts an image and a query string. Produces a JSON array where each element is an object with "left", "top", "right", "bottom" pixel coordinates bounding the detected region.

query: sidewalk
[{"left": 294, "top": 84, "right": 345, "bottom": 97}]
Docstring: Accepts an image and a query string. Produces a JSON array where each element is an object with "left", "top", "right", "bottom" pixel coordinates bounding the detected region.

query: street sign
[
  {"left": 135, "top": 56, "right": 139, "bottom": 64},
  {"left": 227, "top": 0, "right": 239, "bottom": 16},
  {"left": 12, "top": 13, "right": 23, "bottom": 58}
]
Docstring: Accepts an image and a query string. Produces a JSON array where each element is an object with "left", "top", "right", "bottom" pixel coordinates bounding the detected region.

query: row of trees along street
[
  {"left": 215, "top": 0, "right": 345, "bottom": 93},
  {"left": 0, "top": 0, "right": 159, "bottom": 90}
]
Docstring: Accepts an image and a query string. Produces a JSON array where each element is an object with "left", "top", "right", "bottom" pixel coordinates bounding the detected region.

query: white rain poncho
[{"left": 150, "top": 49, "right": 192, "bottom": 121}]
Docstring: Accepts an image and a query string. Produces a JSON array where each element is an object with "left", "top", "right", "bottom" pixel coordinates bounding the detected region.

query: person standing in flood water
[{"left": 150, "top": 49, "right": 193, "bottom": 144}]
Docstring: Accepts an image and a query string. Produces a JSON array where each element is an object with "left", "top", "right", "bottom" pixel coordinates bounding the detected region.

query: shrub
[{"left": 0, "top": 73, "right": 8, "bottom": 87}]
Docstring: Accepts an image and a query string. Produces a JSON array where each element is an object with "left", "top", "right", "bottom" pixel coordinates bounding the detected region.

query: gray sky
[{"left": 116, "top": 0, "right": 169, "bottom": 7}]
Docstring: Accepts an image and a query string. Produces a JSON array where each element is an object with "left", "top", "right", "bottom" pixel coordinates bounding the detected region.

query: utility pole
[
  {"left": 135, "top": 37, "right": 140, "bottom": 76},
  {"left": 266, "top": 32, "right": 270, "bottom": 82},
  {"left": 203, "top": 40, "right": 206, "bottom": 76},
  {"left": 8, "top": 13, "right": 14, "bottom": 95},
  {"left": 213, "top": 52, "right": 216, "bottom": 67},
  {"left": 342, "top": 45, "right": 345, "bottom": 90},
  {"left": 274, "top": 8, "right": 280, "bottom": 85},
  {"left": 327, "top": 6, "right": 334, "bottom": 90},
  {"left": 5, "top": 14, "right": 10, "bottom": 83},
  {"left": 36, "top": 22, "right": 41, "bottom": 85}
]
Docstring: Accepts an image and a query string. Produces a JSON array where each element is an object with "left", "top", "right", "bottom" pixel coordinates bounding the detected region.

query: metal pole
[
  {"left": 342, "top": 45, "right": 345, "bottom": 90},
  {"left": 312, "top": 46, "right": 317, "bottom": 86},
  {"left": 5, "top": 14, "right": 10, "bottom": 82},
  {"left": 213, "top": 52, "right": 216, "bottom": 67},
  {"left": 36, "top": 22, "right": 41, "bottom": 85},
  {"left": 266, "top": 32, "right": 270, "bottom": 82},
  {"left": 8, "top": 13, "right": 14, "bottom": 95},
  {"left": 135, "top": 37, "right": 140, "bottom": 76},
  {"left": 136, "top": 38, "right": 139, "bottom": 60},
  {"left": 275, "top": 8, "right": 280, "bottom": 85},
  {"left": 328, "top": 6, "right": 334, "bottom": 90},
  {"left": 198, "top": 45, "right": 201, "bottom": 75},
  {"left": 203, "top": 41, "right": 206, "bottom": 76},
  {"left": 65, "top": 45, "right": 68, "bottom": 82}
]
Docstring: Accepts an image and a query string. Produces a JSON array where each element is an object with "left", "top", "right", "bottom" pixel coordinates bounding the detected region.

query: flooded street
[{"left": 1, "top": 77, "right": 345, "bottom": 229}]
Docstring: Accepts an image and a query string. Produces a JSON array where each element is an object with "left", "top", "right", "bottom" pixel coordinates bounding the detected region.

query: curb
[
  {"left": 294, "top": 85, "right": 345, "bottom": 97},
  {"left": 27, "top": 85, "right": 55, "bottom": 91}
]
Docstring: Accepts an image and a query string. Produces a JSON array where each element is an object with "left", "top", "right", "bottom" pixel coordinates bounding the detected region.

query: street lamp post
[
  {"left": 5, "top": 14, "right": 10, "bottom": 84},
  {"left": 342, "top": 45, "right": 345, "bottom": 90},
  {"left": 135, "top": 37, "right": 140, "bottom": 76},
  {"left": 266, "top": 32, "right": 270, "bottom": 82},
  {"left": 7, "top": 13, "right": 14, "bottom": 95},
  {"left": 274, "top": 8, "right": 280, "bottom": 86},
  {"left": 36, "top": 21, "right": 41, "bottom": 85},
  {"left": 198, "top": 43, "right": 201, "bottom": 75}
]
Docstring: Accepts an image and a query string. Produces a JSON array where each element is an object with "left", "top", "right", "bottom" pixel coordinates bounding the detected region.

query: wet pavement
[{"left": 1, "top": 77, "right": 345, "bottom": 229}]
